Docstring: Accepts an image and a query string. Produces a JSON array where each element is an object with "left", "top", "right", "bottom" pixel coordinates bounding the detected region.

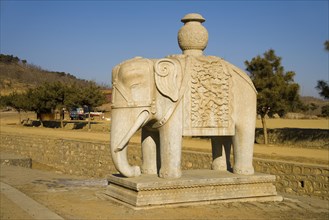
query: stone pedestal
[{"left": 106, "top": 170, "right": 282, "bottom": 209}]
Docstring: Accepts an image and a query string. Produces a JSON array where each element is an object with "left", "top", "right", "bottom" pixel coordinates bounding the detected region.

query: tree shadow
[
  {"left": 22, "top": 120, "right": 95, "bottom": 130},
  {"left": 41, "top": 121, "right": 62, "bottom": 128},
  {"left": 72, "top": 122, "right": 87, "bottom": 129},
  {"left": 255, "top": 128, "right": 329, "bottom": 147}
]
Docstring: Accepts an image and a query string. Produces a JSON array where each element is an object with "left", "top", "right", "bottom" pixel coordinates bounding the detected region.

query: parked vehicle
[
  {"left": 69, "top": 107, "right": 85, "bottom": 120},
  {"left": 69, "top": 106, "right": 104, "bottom": 120}
]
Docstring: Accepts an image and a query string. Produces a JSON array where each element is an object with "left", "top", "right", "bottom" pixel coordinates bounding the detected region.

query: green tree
[
  {"left": 2, "top": 92, "right": 30, "bottom": 124},
  {"left": 0, "top": 54, "right": 20, "bottom": 64},
  {"left": 26, "top": 81, "right": 105, "bottom": 126},
  {"left": 63, "top": 83, "right": 81, "bottom": 108},
  {"left": 309, "top": 103, "right": 318, "bottom": 111},
  {"left": 78, "top": 81, "right": 106, "bottom": 108},
  {"left": 0, "top": 95, "right": 9, "bottom": 108},
  {"left": 315, "top": 41, "right": 329, "bottom": 100},
  {"left": 75, "top": 81, "right": 106, "bottom": 130},
  {"left": 325, "top": 40, "right": 329, "bottom": 51},
  {"left": 245, "top": 49, "right": 302, "bottom": 144},
  {"left": 321, "top": 105, "right": 329, "bottom": 117},
  {"left": 315, "top": 80, "right": 329, "bottom": 99},
  {"left": 27, "top": 82, "right": 66, "bottom": 115}
]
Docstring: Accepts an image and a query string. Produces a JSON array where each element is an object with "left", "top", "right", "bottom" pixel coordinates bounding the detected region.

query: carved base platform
[{"left": 106, "top": 170, "right": 282, "bottom": 209}]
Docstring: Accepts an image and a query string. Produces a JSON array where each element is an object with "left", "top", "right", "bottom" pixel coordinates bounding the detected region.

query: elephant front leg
[
  {"left": 158, "top": 107, "right": 183, "bottom": 179},
  {"left": 141, "top": 128, "right": 159, "bottom": 175}
]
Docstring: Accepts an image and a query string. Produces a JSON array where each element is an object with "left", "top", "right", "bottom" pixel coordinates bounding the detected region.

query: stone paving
[{"left": 1, "top": 161, "right": 328, "bottom": 220}]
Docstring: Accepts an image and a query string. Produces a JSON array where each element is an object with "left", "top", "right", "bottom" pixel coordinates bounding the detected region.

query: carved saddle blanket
[{"left": 183, "top": 56, "right": 235, "bottom": 136}]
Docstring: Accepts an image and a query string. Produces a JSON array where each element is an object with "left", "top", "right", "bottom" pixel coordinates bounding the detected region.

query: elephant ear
[{"left": 154, "top": 58, "right": 181, "bottom": 102}]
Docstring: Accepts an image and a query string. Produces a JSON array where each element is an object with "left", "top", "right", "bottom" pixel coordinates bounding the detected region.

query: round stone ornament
[{"left": 178, "top": 13, "right": 208, "bottom": 55}]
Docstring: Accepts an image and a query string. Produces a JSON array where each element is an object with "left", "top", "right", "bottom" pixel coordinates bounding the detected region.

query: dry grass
[
  {"left": 256, "top": 118, "right": 328, "bottom": 129},
  {"left": 1, "top": 111, "right": 328, "bottom": 130}
]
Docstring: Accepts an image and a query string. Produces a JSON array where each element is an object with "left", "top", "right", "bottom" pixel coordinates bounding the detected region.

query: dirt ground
[
  {"left": 1, "top": 111, "right": 329, "bottom": 219},
  {"left": 2, "top": 111, "right": 328, "bottom": 129},
  {"left": 255, "top": 117, "right": 328, "bottom": 129}
]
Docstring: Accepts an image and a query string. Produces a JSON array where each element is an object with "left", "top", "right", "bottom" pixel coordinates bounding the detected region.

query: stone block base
[
  {"left": 0, "top": 153, "right": 32, "bottom": 168},
  {"left": 106, "top": 170, "right": 282, "bottom": 209}
]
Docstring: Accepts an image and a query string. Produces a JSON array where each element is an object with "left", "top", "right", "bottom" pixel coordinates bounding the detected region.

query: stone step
[{"left": 0, "top": 153, "right": 32, "bottom": 168}]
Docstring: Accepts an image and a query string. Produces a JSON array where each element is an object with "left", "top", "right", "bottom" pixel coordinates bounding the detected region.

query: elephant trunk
[{"left": 110, "top": 109, "right": 149, "bottom": 177}]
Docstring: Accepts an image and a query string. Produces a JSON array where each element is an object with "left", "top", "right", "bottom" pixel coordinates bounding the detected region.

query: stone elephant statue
[{"left": 110, "top": 54, "right": 257, "bottom": 179}]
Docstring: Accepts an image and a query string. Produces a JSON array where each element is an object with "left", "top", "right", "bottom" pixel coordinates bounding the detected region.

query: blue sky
[{"left": 1, "top": 0, "right": 328, "bottom": 98}]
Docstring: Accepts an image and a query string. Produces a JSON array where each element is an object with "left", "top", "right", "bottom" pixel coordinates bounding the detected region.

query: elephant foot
[
  {"left": 141, "top": 167, "right": 157, "bottom": 175},
  {"left": 211, "top": 158, "right": 227, "bottom": 171},
  {"left": 126, "top": 166, "right": 142, "bottom": 177},
  {"left": 233, "top": 166, "right": 254, "bottom": 175},
  {"left": 159, "top": 167, "right": 182, "bottom": 179}
]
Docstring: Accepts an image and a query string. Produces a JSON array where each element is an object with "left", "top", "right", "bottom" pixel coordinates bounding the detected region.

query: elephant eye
[{"left": 131, "top": 83, "right": 141, "bottom": 88}]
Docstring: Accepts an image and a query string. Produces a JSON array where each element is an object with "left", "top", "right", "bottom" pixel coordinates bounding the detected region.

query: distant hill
[
  {"left": 300, "top": 96, "right": 327, "bottom": 105},
  {"left": 300, "top": 96, "right": 327, "bottom": 116},
  {"left": 0, "top": 54, "right": 91, "bottom": 95}
]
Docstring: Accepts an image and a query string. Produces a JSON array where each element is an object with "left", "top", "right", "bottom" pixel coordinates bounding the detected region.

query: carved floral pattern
[{"left": 190, "top": 57, "right": 231, "bottom": 128}]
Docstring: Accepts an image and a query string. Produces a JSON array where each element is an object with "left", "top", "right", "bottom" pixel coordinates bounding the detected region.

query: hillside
[
  {"left": 300, "top": 96, "right": 327, "bottom": 106},
  {"left": 0, "top": 54, "right": 90, "bottom": 95},
  {"left": 300, "top": 96, "right": 328, "bottom": 116}
]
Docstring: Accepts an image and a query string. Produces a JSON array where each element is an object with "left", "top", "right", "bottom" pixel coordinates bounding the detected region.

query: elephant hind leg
[
  {"left": 211, "top": 136, "right": 233, "bottom": 172},
  {"left": 141, "top": 128, "right": 159, "bottom": 175},
  {"left": 232, "top": 125, "right": 255, "bottom": 175}
]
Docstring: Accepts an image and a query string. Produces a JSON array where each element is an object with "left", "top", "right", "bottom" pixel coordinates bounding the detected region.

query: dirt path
[{"left": 0, "top": 193, "right": 33, "bottom": 220}]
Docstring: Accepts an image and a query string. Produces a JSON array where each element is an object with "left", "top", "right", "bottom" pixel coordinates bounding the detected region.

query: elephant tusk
[
  {"left": 114, "top": 147, "right": 124, "bottom": 153},
  {"left": 114, "top": 110, "right": 149, "bottom": 153}
]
